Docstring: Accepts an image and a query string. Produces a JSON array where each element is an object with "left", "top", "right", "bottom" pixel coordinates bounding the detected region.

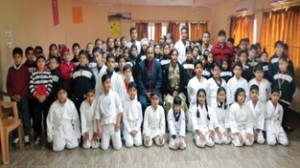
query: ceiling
[{"left": 75, "top": 0, "right": 232, "bottom": 7}]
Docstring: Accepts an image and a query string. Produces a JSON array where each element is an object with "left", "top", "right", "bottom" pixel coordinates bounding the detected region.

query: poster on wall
[
  {"left": 107, "top": 12, "right": 131, "bottom": 38},
  {"left": 73, "top": 7, "right": 83, "bottom": 24},
  {"left": 52, "top": 0, "right": 59, "bottom": 26}
]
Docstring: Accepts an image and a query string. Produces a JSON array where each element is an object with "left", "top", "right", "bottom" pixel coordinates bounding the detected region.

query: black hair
[
  {"left": 79, "top": 50, "right": 89, "bottom": 58},
  {"left": 150, "top": 92, "right": 159, "bottom": 98},
  {"left": 49, "top": 56, "right": 59, "bottom": 63},
  {"left": 196, "top": 89, "right": 210, "bottom": 120},
  {"left": 160, "top": 35, "right": 166, "bottom": 42},
  {"left": 283, "top": 43, "right": 288, "bottom": 50},
  {"left": 166, "top": 33, "right": 174, "bottom": 42},
  {"left": 275, "top": 40, "right": 284, "bottom": 48},
  {"left": 72, "top": 43, "right": 80, "bottom": 49},
  {"left": 218, "top": 29, "right": 226, "bottom": 36},
  {"left": 173, "top": 96, "right": 182, "bottom": 105},
  {"left": 217, "top": 87, "right": 228, "bottom": 109},
  {"left": 185, "top": 46, "right": 193, "bottom": 54},
  {"left": 123, "top": 64, "right": 132, "bottom": 72},
  {"left": 212, "top": 63, "right": 222, "bottom": 70},
  {"left": 170, "top": 48, "right": 179, "bottom": 56},
  {"left": 221, "top": 59, "right": 229, "bottom": 70},
  {"left": 202, "top": 54, "right": 208, "bottom": 61},
  {"left": 239, "top": 38, "right": 247, "bottom": 44},
  {"left": 25, "top": 46, "right": 34, "bottom": 56},
  {"left": 194, "top": 38, "right": 202, "bottom": 45},
  {"left": 232, "top": 61, "right": 243, "bottom": 70},
  {"left": 238, "top": 50, "right": 248, "bottom": 57},
  {"left": 255, "top": 43, "right": 261, "bottom": 48},
  {"left": 146, "top": 46, "right": 154, "bottom": 54},
  {"left": 128, "top": 82, "right": 137, "bottom": 90},
  {"left": 249, "top": 44, "right": 258, "bottom": 51},
  {"left": 259, "top": 51, "right": 268, "bottom": 58},
  {"left": 114, "top": 37, "right": 120, "bottom": 43},
  {"left": 194, "top": 59, "right": 204, "bottom": 68},
  {"left": 101, "top": 74, "right": 110, "bottom": 83},
  {"left": 227, "top": 37, "right": 235, "bottom": 44},
  {"left": 250, "top": 84, "right": 259, "bottom": 92},
  {"left": 130, "top": 44, "right": 138, "bottom": 51},
  {"left": 57, "top": 86, "right": 67, "bottom": 93},
  {"left": 12, "top": 47, "right": 23, "bottom": 57},
  {"left": 120, "top": 36, "right": 127, "bottom": 42},
  {"left": 203, "top": 31, "right": 210, "bottom": 37},
  {"left": 254, "top": 64, "right": 263, "bottom": 72},
  {"left": 271, "top": 86, "right": 280, "bottom": 94},
  {"left": 86, "top": 88, "right": 95, "bottom": 94},
  {"left": 106, "top": 53, "right": 115, "bottom": 62},
  {"left": 130, "top": 27, "right": 136, "bottom": 33},
  {"left": 94, "top": 38, "right": 102, "bottom": 45},
  {"left": 181, "top": 25, "right": 188, "bottom": 32},
  {"left": 34, "top": 46, "right": 43, "bottom": 54},
  {"left": 234, "top": 88, "right": 246, "bottom": 103},
  {"left": 279, "top": 55, "right": 289, "bottom": 63},
  {"left": 92, "top": 47, "right": 102, "bottom": 54},
  {"left": 49, "top": 43, "right": 58, "bottom": 51},
  {"left": 118, "top": 54, "right": 126, "bottom": 61}
]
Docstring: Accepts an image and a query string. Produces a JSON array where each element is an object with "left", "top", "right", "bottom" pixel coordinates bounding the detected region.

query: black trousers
[
  {"left": 279, "top": 101, "right": 291, "bottom": 129},
  {"left": 32, "top": 98, "right": 51, "bottom": 136}
]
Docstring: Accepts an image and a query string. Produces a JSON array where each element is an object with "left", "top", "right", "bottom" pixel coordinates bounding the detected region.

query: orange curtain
[
  {"left": 154, "top": 23, "right": 162, "bottom": 43},
  {"left": 135, "top": 22, "right": 148, "bottom": 41},
  {"left": 167, "top": 22, "right": 180, "bottom": 43},
  {"left": 190, "top": 23, "right": 208, "bottom": 41},
  {"left": 260, "top": 6, "right": 300, "bottom": 85},
  {"left": 230, "top": 15, "right": 254, "bottom": 46}
]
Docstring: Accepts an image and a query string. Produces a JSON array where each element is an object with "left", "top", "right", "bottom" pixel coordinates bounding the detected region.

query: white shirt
[
  {"left": 246, "top": 100, "right": 265, "bottom": 130},
  {"left": 248, "top": 78, "right": 271, "bottom": 103},
  {"left": 123, "top": 99, "right": 143, "bottom": 133},
  {"left": 227, "top": 76, "right": 249, "bottom": 105},
  {"left": 211, "top": 102, "right": 230, "bottom": 129},
  {"left": 265, "top": 100, "right": 283, "bottom": 131},
  {"left": 80, "top": 99, "right": 97, "bottom": 134},
  {"left": 229, "top": 102, "right": 253, "bottom": 134},
  {"left": 187, "top": 76, "right": 208, "bottom": 107},
  {"left": 95, "top": 91, "right": 123, "bottom": 126},
  {"left": 143, "top": 105, "right": 165, "bottom": 138},
  {"left": 174, "top": 40, "right": 189, "bottom": 64},
  {"left": 191, "top": 104, "right": 216, "bottom": 132},
  {"left": 167, "top": 109, "right": 186, "bottom": 137},
  {"left": 207, "top": 77, "right": 227, "bottom": 106},
  {"left": 92, "top": 65, "right": 107, "bottom": 81}
]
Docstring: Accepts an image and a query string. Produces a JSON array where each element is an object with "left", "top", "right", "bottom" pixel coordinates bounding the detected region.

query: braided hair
[{"left": 196, "top": 89, "right": 210, "bottom": 120}]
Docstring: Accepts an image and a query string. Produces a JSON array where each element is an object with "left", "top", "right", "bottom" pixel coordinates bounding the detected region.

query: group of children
[{"left": 6, "top": 29, "right": 295, "bottom": 152}]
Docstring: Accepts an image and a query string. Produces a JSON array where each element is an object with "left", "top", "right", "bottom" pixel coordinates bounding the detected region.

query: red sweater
[
  {"left": 211, "top": 42, "right": 233, "bottom": 65},
  {"left": 6, "top": 64, "right": 30, "bottom": 98}
]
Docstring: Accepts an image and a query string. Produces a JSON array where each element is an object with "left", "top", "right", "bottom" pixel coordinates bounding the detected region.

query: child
[
  {"left": 123, "top": 64, "right": 134, "bottom": 92},
  {"left": 24, "top": 46, "right": 37, "bottom": 74},
  {"left": 182, "top": 46, "right": 195, "bottom": 83},
  {"left": 71, "top": 43, "right": 80, "bottom": 66},
  {"left": 123, "top": 82, "right": 143, "bottom": 147},
  {"left": 29, "top": 54, "right": 53, "bottom": 144},
  {"left": 47, "top": 88, "right": 80, "bottom": 152},
  {"left": 154, "top": 44, "right": 162, "bottom": 61},
  {"left": 265, "top": 88, "right": 289, "bottom": 146},
  {"left": 191, "top": 89, "right": 215, "bottom": 147},
  {"left": 239, "top": 50, "right": 253, "bottom": 81},
  {"left": 95, "top": 74, "right": 123, "bottom": 150},
  {"left": 247, "top": 44, "right": 259, "bottom": 68},
  {"left": 227, "top": 62, "right": 249, "bottom": 105},
  {"left": 246, "top": 85, "right": 265, "bottom": 144},
  {"left": 207, "top": 64, "right": 227, "bottom": 106},
  {"left": 207, "top": 53, "right": 214, "bottom": 69},
  {"left": 59, "top": 46, "right": 76, "bottom": 95},
  {"left": 48, "top": 43, "right": 60, "bottom": 62},
  {"left": 248, "top": 64, "right": 271, "bottom": 103},
  {"left": 272, "top": 56, "right": 295, "bottom": 131},
  {"left": 92, "top": 47, "right": 107, "bottom": 81},
  {"left": 229, "top": 88, "right": 254, "bottom": 147},
  {"left": 258, "top": 51, "right": 269, "bottom": 80},
  {"left": 220, "top": 59, "right": 232, "bottom": 83},
  {"left": 71, "top": 50, "right": 96, "bottom": 112},
  {"left": 143, "top": 92, "right": 166, "bottom": 147},
  {"left": 80, "top": 89, "right": 99, "bottom": 149},
  {"left": 187, "top": 60, "right": 208, "bottom": 132},
  {"left": 167, "top": 96, "right": 186, "bottom": 150},
  {"left": 7, "top": 47, "right": 31, "bottom": 145},
  {"left": 117, "top": 55, "right": 126, "bottom": 77},
  {"left": 211, "top": 87, "right": 231, "bottom": 144},
  {"left": 201, "top": 55, "right": 212, "bottom": 79},
  {"left": 192, "top": 46, "right": 200, "bottom": 60},
  {"left": 160, "top": 44, "right": 171, "bottom": 68}
]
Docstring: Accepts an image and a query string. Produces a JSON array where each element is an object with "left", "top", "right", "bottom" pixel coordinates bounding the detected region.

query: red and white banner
[{"left": 52, "top": 0, "right": 59, "bottom": 26}]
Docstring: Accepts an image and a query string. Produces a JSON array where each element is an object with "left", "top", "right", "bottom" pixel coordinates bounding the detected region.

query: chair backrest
[{"left": 0, "top": 101, "right": 19, "bottom": 120}]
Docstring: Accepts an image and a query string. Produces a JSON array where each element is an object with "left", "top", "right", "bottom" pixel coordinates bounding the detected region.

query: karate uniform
[
  {"left": 248, "top": 78, "right": 271, "bottom": 103},
  {"left": 265, "top": 101, "right": 288, "bottom": 146},
  {"left": 187, "top": 76, "right": 208, "bottom": 132},
  {"left": 191, "top": 105, "right": 216, "bottom": 147},
  {"left": 211, "top": 102, "right": 231, "bottom": 144},
  {"left": 207, "top": 77, "right": 227, "bottom": 106},
  {"left": 123, "top": 99, "right": 143, "bottom": 147},
  {"left": 227, "top": 76, "right": 249, "bottom": 105},
  {"left": 143, "top": 105, "right": 166, "bottom": 147},
  {"left": 229, "top": 102, "right": 254, "bottom": 147},
  {"left": 47, "top": 99, "right": 80, "bottom": 152},
  {"left": 80, "top": 100, "right": 99, "bottom": 149},
  {"left": 95, "top": 91, "right": 123, "bottom": 150},
  {"left": 246, "top": 100, "right": 266, "bottom": 144},
  {"left": 167, "top": 109, "right": 186, "bottom": 150}
]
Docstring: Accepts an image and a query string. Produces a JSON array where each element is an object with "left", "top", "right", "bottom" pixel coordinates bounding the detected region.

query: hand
[
  {"left": 145, "top": 93, "right": 151, "bottom": 99},
  {"left": 217, "top": 130, "right": 222, "bottom": 141},
  {"left": 198, "top": 131, "right": 205, "bottom": 141},
  {"left": 173, "top": 91, "right": 178, "bottom": 97},
  {"left": 15, "top": 95, "right": 21, "bottom": 101},
  {"left": 92, "top": 133, "right": 98, "bottom": 142},
  {"left": 237, "top": 133, "right": 243, "bottom": 144},
  {"left": 145, "top": 136, "right": 151, "bottom": 145},
  {"left": 130, "top": 130, "right": 137, "bottom": 138},
  {"left": 84, "top": 133, "right": 89, "bottom": 143},
  {"left": 174, "top": 138, "right": 179, "bottom": 147},
  {"left": 97, "top": 128, "right": 102, "bottom": 137},
  {"left": 224, "top": 129, "right": 229, "bottom": 139},
  {"left": 159, "top": 135, "right": 163, "bottom": 145},
  {"left": 179, "top": 137, "right": 184, "bottom": 147},
  {"left": 115, "top": 123, "right": 120, "bottom": 132},
  {"left": 11, "top": 95, "right": 17, "bottom": 101},
  {"left": 209, "top": 131, "right": 214, "bottom": 141},
  {"left": 253, "top": 131, "right": 258, "bottom": 141},
  {"left": 246, "top": 133, "right": 252, "bottom": 142}
]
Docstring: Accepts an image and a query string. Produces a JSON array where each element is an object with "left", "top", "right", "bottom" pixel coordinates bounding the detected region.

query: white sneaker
[
  {"left": 25, "top": 136, "right": 30, "bottom": 144},
  {"left": 34, "top": 137, "right": 41, "bottom": 145}
]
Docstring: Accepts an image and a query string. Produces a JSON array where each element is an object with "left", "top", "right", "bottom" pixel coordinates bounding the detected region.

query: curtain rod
[{"left": 131, "top": 19, "right": 209, "bottom": 23}]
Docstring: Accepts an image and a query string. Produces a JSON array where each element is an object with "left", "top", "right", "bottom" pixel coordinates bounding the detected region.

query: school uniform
[
  {"left": 182, "top": 59, "right": 195, "bottom": 83},
  {"left": 207, "top": 77, "right": 227, "bottom": 106},
  {"left": 220, "top": 70, "right": 233, "bottom": 83},
  {"left": 248, "top": 78, "right": 271, "bottom": 103},
  {"left": 174, "top": 40, "right": 190, "bottom": 64},
  {"left": 227, "top": 76, "right": 249, "bottom": 105},
  {"left": 24, "top": 59, "right": 37, "bottom": 74},
  {"left": 265, "top": 100, "right": 288, "bottom": 146},
  {"left": 246, "top": 100, "right": 266, "bottom": 144},
  {"left": 123, "top": 99, "right": 143, "bottom": 147},
  {"left": 242, "top": 63, "right": 253, "bottom": 82},
  {"left": 211, "top": 102, "right": 231, "bottom": 144},
  {"left": 167, "top": 108, "right": 186, "bottom": 149},
  {"left": 258, "top": 62, "right": 269, "bottom": 80},
  {"left": 143, "top": 105, "right": 166, "bottom": 147},
  {"left": 59, "top": 61, "right": 76, "bottom": 95},
  {"left": 80, "top": 100, "right": 99, "bottom": 149},
  {"left": 92, "top": 65, "right": 107, "bottom": 81},
  {"left": 47, "top": 99, "right": 80, "bottom": 152},
  {"left": 191, "top": 104, "right": 216, "bottom": 147},
  {"left": 160, "top": 56, "right": 171, "bottom": 70},
  {"left": 268, "top": 54, "right": 294, "bottom": 81},
  {"left": 229, "top": 102, "right": 254, "bottom": 147},
  {"left": 202, "top": 63, "right": 213, "bottom": 79},
  {"left": 95, "top": 90, "right": 123, "bottom": 150}
]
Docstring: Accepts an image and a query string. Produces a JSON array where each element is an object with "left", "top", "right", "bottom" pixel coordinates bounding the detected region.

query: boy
[
  {"left": 71, "top": 43, "right": 80, "bottom": 66},
  {"left": 92, "top": 47, "right": 107, "bottom": 81},
  {"left": 123, "top": 64, "right": 134, "bottom": 92},
  {"left": 123, "top": 82, "right": 143, "bottom": 147},
  {"left": 239, "top": 50, "right": 253, "bottom": 81},
  {"left": 143, "top": 92, "right": 166, "bottom": 147},
  {"left": 247, "top": 44, "right": 259, "bottom": 68},
  {"left": 24, "top": 46, "right": 36, "bottom": 73},
  {"left": 7, "top": 47, "right": 31, "bottom": 145},
  {"left": 47, "top": 87, "right": 80, "bottom": 152},
  {"left": 29, "top": 54, "right": 53, "bottom": 144},
  {"left": 248, "top": 64, "right": 271, "bottom": 103},
  {"left": 246, "top": 85, "right": 265, "bottom": 144},
  {"left": 95, "top": 75, "right": 123, "bottom": 150},
  {"left": 80, "top": 89, "right": 99, "bottom": 149},
  {"left": 227, "top": 62, "right": 249, "bottom": 105},
  {"left": 265, "top": 88, "right": 288, "bottom": 146},
  {"left": 167, "top": 96, "right": 186, "bottom": 150},
  {"left": 182, "top": 46, "right": 195, "bottom": 83}
]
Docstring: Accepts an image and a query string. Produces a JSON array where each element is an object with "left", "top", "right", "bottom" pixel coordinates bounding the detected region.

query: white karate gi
[
  {"left": 187, "top": 76, "right": 208, "bottom": 132},
  {"left": 248, "top": 78, "right": 271, "bottom": 103},
  {"left": 265, "top": 101, "right": 288, "bottom": 146},
  {"left": 207, "top": 77, "right": 227, "bottom": 106},
  {"left": 123, "top": 99, "right": 143, "bottom": 147},
  {"left": 92, "top": 65, "right": 107, "bottom": 82},
  {"left": 47, "top": 99, "right": 80, "bottom": 152},
  {"left": 211, "top": 102, "right": 231, "bottom": 144},
  {"left": 191, "top": 104, "right": 216, "bottom": 147},
  {"left": 229, "top": 102, "right": 254, "bottom": 147},
  {"left": 174, "top": 40, "right": 190, "bottom": 64},
  {"left": 95, "top": 91, "right": 123, "bottom": 150},
  {"left": 227, "top": 76, "right": 249, "bottom": 105},
  {"left": 167, "top": 109, "right": 186, "bottom": 150},
  {"left": 80, "top": 100, "right": 99, "bottom": 149},
  {"left": 143, "top": 105, "right": 166, "bottom": 147}
]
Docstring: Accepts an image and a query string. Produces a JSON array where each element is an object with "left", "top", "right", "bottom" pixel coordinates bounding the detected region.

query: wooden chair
[{"left": 0, "top": 101, "right": 24, "bottom": 165}]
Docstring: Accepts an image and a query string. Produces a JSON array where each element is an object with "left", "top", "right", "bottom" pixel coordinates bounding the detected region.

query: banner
[
  {"left": 72, "top": 7, "right": 83, "bottom": 24},
  {"left": 52, "top": 0, "right": 59, "bottom": 26}
]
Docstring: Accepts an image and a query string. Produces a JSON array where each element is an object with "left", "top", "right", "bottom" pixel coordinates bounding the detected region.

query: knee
[
  {"left": 101, "top": 143, "right": 109, "bottom": 150},
  {"left": 113, "top": 143, "right": 122, "bottom": 150},
  {"left": 53, "top": 144, "right": 65, "bottom": 152},
  {"left": 267, "top": 139, "right": 276, "bottom": 146},
  {"left": 134, "top": 139, "right": 142, "bottom": 147},
  {"left": 125, "top": 140, "right": 134, "bottom": 148}
]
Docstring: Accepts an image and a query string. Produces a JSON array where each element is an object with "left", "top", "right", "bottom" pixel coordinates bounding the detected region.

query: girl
[
  {"left": 160, "top": 44, "right": 171, "bottom": 68},
  {"left": 80, "top": 89, "right": 99, "bottom": 149},
  {"left": 154, "top": 44, "right": 162, "bottom": 61},
  {"left": 239, "top": 50, "right": 252, "bottom": 81},
  {"left": 49, "top": 43, "right": 60, "bottom": 62},
  {"left": 192, "top": 46, "right": 200, "bottom": 60},
  {"left": 182, "top": 46, "right": 194, "bottom": 83},
  {"left": 191, "top": 89, "right": 215, "bottom": 147},
  {"left": 229, "top": 88, "right": 254, "bottom": 147},
  {"left": 123, "top": 64, "right": 134, "bottom": 93},
  {"left": 258, "top": 50, "right": 269, "bottom": 80},
  {"left": 207, "top": 64, "right": 227, "bottom": 106},
  {"left": 220, "top": 59, "right": 232, "bottom": 83},
  {"left": 86, "top": 43, "right": 96, "bottom": 68},
  {"left": 143, "top": 92, "right": 166, "bottom": 147},
  {"left": 211, "top": 87, "right": 231, "bottom": 144},
  {"left": 167, "top": 96, "right": 186, "bottom": 150},
  {"left": 201, "top": 55, "right": 212, "bottom": 79}
]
